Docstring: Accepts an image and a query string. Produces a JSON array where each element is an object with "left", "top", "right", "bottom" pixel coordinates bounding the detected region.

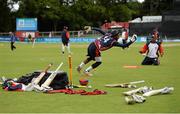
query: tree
[
  {"left": 71, "top": 0, "right": 106, "bottom": 28},
  {"left": 16, "top": 0, "right": 68, "bottom": 31},
  {"left": 127, "top": 2, "right": 142, "bottom": 18},
  {"left": 109, "top": 4, "right": 132, "bottom": 22},
  {"left": 2, "top": 0, "right": 173, "bottom": 32},
  {"left": 0, "top": 0, "right": 12, "bottom": 32}
]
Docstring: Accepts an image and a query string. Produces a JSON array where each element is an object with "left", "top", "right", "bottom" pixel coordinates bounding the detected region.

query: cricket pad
[{"left": 17, "top": 71, "right": 69, "bottom": 90}]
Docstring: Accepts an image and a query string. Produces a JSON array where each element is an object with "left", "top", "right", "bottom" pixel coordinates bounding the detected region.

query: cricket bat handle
[
  {"left": 129, "top": 80, "right": 145, "bottom": 85},
  {"left": 44, "top": 63, "right": 53, "bottom": 72},
  {"left": 32, "top": 63, "right": 53, "bottom": 85},
  {"left": 41, "top": 62, "right": 63, "bottom": 87}
]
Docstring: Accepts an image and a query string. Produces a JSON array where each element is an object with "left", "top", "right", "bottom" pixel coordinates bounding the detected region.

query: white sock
[
  {"left": 67, "top": 44, "right": 71, "bottom": 54},
  {"left": 85, "top": 66, "right": 93, "bottom": 72},
  {"left": 62, "top": 44, "right": 65, "bottom": 52},
  {"left": 79, "top": 62, "right": 85, "bottom": 68}
]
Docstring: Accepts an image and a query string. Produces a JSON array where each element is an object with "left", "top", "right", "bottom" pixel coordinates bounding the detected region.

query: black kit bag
[{"left": 17, "top": 71, "right": 69, "bottom": 90}]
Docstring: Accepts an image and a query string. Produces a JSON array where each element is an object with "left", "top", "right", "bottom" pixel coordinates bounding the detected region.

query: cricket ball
[{"left": 79, "top": 79, "right": 89, "bottom": 86}]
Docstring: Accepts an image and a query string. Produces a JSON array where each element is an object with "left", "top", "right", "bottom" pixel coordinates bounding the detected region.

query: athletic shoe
[
  {"left": 77, "top": 66, "right": 82, "bottom": 73},
  {"left": 83, "top": 71, "right": 93, "bottom": 76},
  {"left": 160, "top": 87, "right": 174, "bottom": 94}
]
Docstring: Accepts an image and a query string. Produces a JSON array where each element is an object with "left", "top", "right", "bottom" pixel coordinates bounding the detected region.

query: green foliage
[
  {"left": 0, "top": 0, "right": 11, "bottom": 32},
  {"left": 127, "top": 2, "right": 142, "bottom": 18},
  {"left": 0, "top": 0, "right": 174, "bottom": 31},
  {"left": 109, "top": 4, "right": 132, "bottom": 21}
]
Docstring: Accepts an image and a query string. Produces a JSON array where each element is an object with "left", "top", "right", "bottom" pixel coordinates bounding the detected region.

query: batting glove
[{"left": 130, "top": 34, "right": 137, "bottom": 42}]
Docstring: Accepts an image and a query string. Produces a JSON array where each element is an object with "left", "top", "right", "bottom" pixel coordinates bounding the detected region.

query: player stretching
[
  {"left": 139, "top": 30, "right": 164, "bottom": 65},
  {"left": 61, "top": 26, "right": 71, "bottom": 54},
  {"left": 121, "top": 28, "right": 129, "bottom": 44},
  {"left": 77, "top": 27, "right": 137, "bottom": 76}
]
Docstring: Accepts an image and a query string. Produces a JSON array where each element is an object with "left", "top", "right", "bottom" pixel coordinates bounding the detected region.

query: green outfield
[{"left": 0, "top": 42, "right": 180, "bottom": 113}]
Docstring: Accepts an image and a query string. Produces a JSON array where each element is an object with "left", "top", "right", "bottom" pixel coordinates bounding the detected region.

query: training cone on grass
[{"left": 123, "top": 65, "right": 142, "bottom": 69}]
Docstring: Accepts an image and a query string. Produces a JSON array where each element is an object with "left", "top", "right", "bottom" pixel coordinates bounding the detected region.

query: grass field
[{"left": 0, "top": 42, "right": 180, "bottom": 113}]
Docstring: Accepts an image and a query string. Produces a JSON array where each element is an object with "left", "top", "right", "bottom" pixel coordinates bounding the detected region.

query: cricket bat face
[
  {"left": 32, "top": 63, "right": 53, "bottom": 85},
  {"left": 41, "top": 72, "right": 58, "bottom": 87},
  {"left": 143, "top": 87, "right": 174, "bottom": 97},
  {"left": 143, "top": 90, "right": 161, "bottom": 97},
  {"left": 32, "top": 72, "right": 46, "bottom": 85}
]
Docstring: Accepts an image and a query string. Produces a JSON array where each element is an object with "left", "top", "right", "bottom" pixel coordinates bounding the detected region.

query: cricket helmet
[
  {"left": 79, "top": 79, "right": 89, "bottom": 86},
  {"left": 152, "top": 29, "right": 159, "bottom": 38}
]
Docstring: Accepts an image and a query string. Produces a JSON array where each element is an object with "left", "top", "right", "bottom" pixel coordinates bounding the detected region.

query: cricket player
[
  {"left": 121, "top": 28, "right": 129, "bottom": 44},
  {"left": 147, "top": 28, "right": 162, "bottom": 43},
  {"left": 10, "top": 32, "right": 17, "bottom": 51},
  {"left": 1, "top": 75, "right": 54, "bottom": 92},
  {"left": 77, "top": 27, "right": 137, "bottom": 76},
  {"left": 61, "top": 26, "right": 71, "bottom": 54},
  {"left": 139, "top": 31, "right": 164, "bottom": 65},
  {"left": 2, "top": 79, "right": 34, "bottom": 91}
]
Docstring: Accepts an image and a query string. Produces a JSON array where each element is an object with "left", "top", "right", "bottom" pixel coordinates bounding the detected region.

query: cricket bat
[
  {"left": 32, "top": 63, "right": 53, "bottom": 85},
  {"left": 73, "top": 85, "right": 92, "bottom": 89},
  {"left": 143, "top": 89, "right": 162, "bottom": 97},
  {"left": 105, "top": 80, "right": 144, "bottom": 88},
  {"left": 129, "top": 80, "right": 145, "bottom": 85},
  {"left": 143, "top": 87, "right": 174, "bottom": 97},
  {"left": 41, "top": 62, "right": 63, "bottom": 88}
]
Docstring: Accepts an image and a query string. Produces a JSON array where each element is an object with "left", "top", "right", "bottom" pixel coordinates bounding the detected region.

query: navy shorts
[
  {"left": 141, "top": 57, "right": 160, "bottom": 65},
  {"left": 87, "top": 42, "right": 101, "bottom": 60},
  {"left": 62, "top": 41, "right": 69, "bottom": 46}
]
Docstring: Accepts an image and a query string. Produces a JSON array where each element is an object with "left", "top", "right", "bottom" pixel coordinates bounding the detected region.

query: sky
[{"left": 137, "top": 0, "right": 145, "bottom": 3}]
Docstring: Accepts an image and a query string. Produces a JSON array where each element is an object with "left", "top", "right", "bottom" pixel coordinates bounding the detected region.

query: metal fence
[
  {"left": 129, "top": 22, "right": 180, "bottom": 38},
  {"left": 38, "top": 30, "right": 102, "bottom": 38},
  {"left": 0, "top": 30, "right": 102, "bottom": 39}
]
